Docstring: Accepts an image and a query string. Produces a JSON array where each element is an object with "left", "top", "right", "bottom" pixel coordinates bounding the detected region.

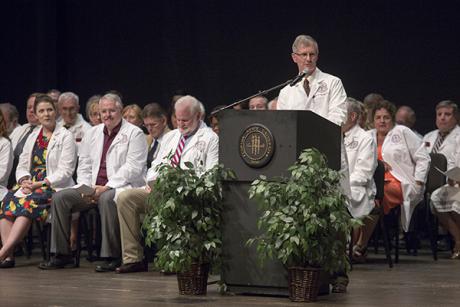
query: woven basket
[
  {"left": 288, "top": 266, "right": 321, "bottom": 302},
  {"left": 177, "top": 262, "right": 210, "bottom": 295}
]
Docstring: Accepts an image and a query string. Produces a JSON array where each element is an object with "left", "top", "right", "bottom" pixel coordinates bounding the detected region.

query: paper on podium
[
  {"left": 74, "top": 184, "right": 95, "bottom": 196},
  {"left": 435, "top": 167, "right": 460, "bottom": 182}
]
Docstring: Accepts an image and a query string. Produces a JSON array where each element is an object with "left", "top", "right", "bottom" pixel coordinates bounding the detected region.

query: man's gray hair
[
  {"left": 346, "top": 97, "right": 363, "bottom": 119},
  {"left": 100, "top": 93, "right": 123, "bottom": 110},
  {"left": 175, "top": 95, "right": 202, "bottom": 115},
  {"left": 0, "top": 103, "right": 19, "bottom": 122},
  {"left": 292, "top": 34, "right": 319, "bottom": 54},
  {"left": 58, "top": 91, "right": 79, "bottom": 106},
  {"left": 436, "top": 100, "right": 458, "bottom": 114}
]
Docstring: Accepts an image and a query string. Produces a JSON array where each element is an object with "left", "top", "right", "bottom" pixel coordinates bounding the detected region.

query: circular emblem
[
  {"left": 239, "top": 124, "right": 275, "bottom": 168},
  {"left": 347, "top": 140, "right": 359, "bottom": 150},
  {"left": 391, "top": 134, "right": 401, "bottom": 144}
]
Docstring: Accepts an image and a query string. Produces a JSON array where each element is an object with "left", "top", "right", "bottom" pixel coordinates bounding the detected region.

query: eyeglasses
[{"left": 293, "top": 52, "right": 316, "bottom": 58}]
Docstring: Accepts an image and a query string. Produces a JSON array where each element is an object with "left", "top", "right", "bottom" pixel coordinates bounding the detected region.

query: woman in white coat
[
  {"left": 0, "top": 95, "right": 77, "bottom": 268},
  {"left": 0, "top": 111, "right": 13, "bottom": 205},
  {"left": 370, "top": 100, "right": 430, "bottom": 232}
]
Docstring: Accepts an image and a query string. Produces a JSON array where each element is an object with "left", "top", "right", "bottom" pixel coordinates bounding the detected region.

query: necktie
[
  {"left": 303, "top": 78, "right": 310, "bottom": 96},
  {"left": 171, "top": 135, "right": 186, "bottom": 166},
  {"left": 147, "top": 139, "right": 159, "bottom": 168},
  {"left": 432, "top": 133, "right": 446, "bottom": 153},
  {"left": 14, "top": 125, "right": 36, "bottom": 158}
]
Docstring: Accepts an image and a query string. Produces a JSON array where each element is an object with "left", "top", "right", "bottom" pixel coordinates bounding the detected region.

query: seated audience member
[
  {"left": 0, "top": 95, "right": 76, "bottom": 268},
  {"left": 46, "top": 89, "right": 61, "bottom": 103},
  {"left": 85, "top": 95, "right": 102, "bottom": 126},
  {"left": 395, "top": 105, "right": 422, "bottom": 138},
  {"left": 342, "top": 98, "right": 378, "bottom": 261},
  {"left": 142, "top": 103, "right": 170, "bottom": 168},
  {"left": 123, "top": 104, "right": 144, "bottom": 128},
  {"left": 38, "top": 93, "right": 147, "bottom": 271},
  {"left": 369, "top": 100, "right": 430, "bottom": 232},
  {"left": 115, "top": 95, "right": 218, "bottom": 273},
  {"left": 0, "top": 110, "right": 13, "bottom": 211},
  {"left": 431, "top": 134, "right": 460, "bottom": 259},
  {"left": 363, "top": 92, "right": 384, "bottom": 130},
  {"left": 57, "top": 92, "right": 92, "bottom": 151},
  {"left": 0, "top": 103, "right": 20, "bottom": 135},
  {"left": 268, "top": 97, "right": 278, "bottom": 110},
  {"left": 208, "top": 105, "right": 226, "bottom": 135},
  {"left": 423, "top": 100, "right": 460, "bottom": 156},
  {"left": 249, "top": 95, "right": 268, "bottom": 110},
  {"left": 168, "top": 89, "right": 188, "bottom": 129},
  {"left": 8, "top": 93, "right": 41, "bottom": 188}
]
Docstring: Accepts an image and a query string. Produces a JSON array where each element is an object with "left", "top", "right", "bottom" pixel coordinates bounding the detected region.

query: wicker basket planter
[
  {"left": 177, "top": 262, "right": 210, "bottom": 295},
  {"left": 288, "top": 266, "right": 321, "bottom": 302}
]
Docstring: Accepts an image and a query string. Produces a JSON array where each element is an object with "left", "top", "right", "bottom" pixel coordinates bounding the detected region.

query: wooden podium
[{"left": 219, "top": 109, "right": 341, "bottom": 295}]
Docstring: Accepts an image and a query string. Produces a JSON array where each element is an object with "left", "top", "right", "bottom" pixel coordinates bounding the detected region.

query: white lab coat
[
  {"left": 344, "top": 124, "right": 377, "bottom": 218},
  {"left": 57, "top": 114, "right": 92, "bottom": 154},
  {"left": 277, "top": 68, "right": 348, "bottom": 126},
  {"left": 369, "top": 125, "right": 431, "bottom": 231},
  {"left": 277, "top": 67, "right": 350, "bottom": 197},
  {"left": 9, "top": 123, "right": 41, "bottom": 151},
  {"left": 0, "top": 137, "right": 13, "bottom": 199},
  {"left": 77, "top": 119, "right": 147, "bottom": 200},
  {"left": 16, "top": 127, "right": 77, "bottom": 191},
  {"left": 423, "top": 125, "right": 460, "bottom": 170},
  {"left": 147, "top": 121, "right": 219, "bottom": 181}
]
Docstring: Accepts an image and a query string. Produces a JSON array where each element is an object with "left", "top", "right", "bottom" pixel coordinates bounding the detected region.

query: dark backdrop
[{"left": 1, "top": 0, "right": 459, "bottom": 134}]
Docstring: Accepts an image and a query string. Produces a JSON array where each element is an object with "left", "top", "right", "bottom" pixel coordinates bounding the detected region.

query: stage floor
[{"left": 1, "top": 248, "right": 460, "bottom": 306}]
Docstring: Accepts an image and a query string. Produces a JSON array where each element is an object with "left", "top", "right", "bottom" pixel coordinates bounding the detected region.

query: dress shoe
[
  {"left": 451, "top": 250, "right": 460, "bottom": 259},
  {"left": 115, "top": 261, "right": 148, "bottom": 274},
  {"left": 0, "top": 259, "right": 15, "bottom": 268},
  {"left": 95, "top": 259, "right": 121, "bottom": 272},
  {"left": 38, "top": 256, "right": 75, "bottom": 270}
]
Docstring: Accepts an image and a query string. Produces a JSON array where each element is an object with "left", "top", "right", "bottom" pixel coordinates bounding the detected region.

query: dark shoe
[
  {"left": 115, "top": 261, "right": 148, "bottom": 274},
  {"left": 38, "top": 256, "right": 75, "bottom": 270},
  {"left": 0, "top": 259, "right": 15, "bottom": 268},
  {"left": 95, "top": 259, "right": 121, "bottom": 272}
]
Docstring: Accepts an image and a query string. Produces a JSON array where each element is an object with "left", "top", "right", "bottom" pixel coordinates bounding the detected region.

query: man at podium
[
  {"left": 277, "top": 34, "right": 347, "bottom": 127},
  {"left": 277, "top": 34, "right": 350, "bottom": 293}
]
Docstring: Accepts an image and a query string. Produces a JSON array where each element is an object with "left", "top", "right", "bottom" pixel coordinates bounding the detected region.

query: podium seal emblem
[{"left": 239, "top": 124, "right": 275, "bottom": 168}]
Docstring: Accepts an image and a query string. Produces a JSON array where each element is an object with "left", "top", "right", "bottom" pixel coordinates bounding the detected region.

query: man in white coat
[
  {"left": 277, "top": 34, "right": 349, "bottom": 292},
  {"left": 39, "top": 93, "right": 147, "bottom": 270},
  {"left": 56, "top": 92, "right": 92, "bottom": 153},
  {"left": 277, "top": 35, "right": 347, "bottom": 126},
  {"left": 114, "top": 95, "right": 218, "bottom": 273},
  {"left": 423, "top": 100, "right": 460, "bottom": 159},
  {"left": 343, "top": 98, "right": 378, "bottom": 260}
]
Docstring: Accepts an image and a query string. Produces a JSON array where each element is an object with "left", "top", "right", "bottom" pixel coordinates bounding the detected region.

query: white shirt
[
  {"left": 0, "top": 137, "right": 13, "bottom": 199},
  {"left": 344, "top": 124, "right": 377, "bottom": 218},
  {"left": 16, "top": 127, "right": 77, "bottom": 191},
  {"left": 9, "top": 123, "right": 41, "bottom": 151},
  {"left": 57, "top": 114, "right": 92, "bottom": 154},
  {"left": 77, "top": 119, "right": 147, "bottom": 194},
  {"left": 277, "top": 68, "right": 348, "bottom": 126},
  {"left": 369, "top": 125, "right": 431, "bottom": 231},
  {"left": 423, "top": 125, "right": 460, "bottom": 170},
  {"left": 147, "top": 121, "right": 219, "bottom": 182}
]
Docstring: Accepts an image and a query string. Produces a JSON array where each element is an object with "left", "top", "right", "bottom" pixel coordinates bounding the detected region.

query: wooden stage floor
[{"left": 1, "top": 248, "right": 460, "bottom": 306}]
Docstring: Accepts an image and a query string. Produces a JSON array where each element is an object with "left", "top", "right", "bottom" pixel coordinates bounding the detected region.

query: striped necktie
[
  {"left": 431, "top": 132, "right": 446, "bottom": 153},
  {"left": 171, "top": 135, "right": 186, "bottom": 166}
]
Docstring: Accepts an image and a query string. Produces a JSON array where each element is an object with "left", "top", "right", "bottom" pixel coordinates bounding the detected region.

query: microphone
[{"left": 289, "top": 68, "right": 309, "bottom": 86}]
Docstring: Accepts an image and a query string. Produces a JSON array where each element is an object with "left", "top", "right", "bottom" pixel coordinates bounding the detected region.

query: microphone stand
[{"left": 210, "top": 77, "right": 294, "bottom": 116}]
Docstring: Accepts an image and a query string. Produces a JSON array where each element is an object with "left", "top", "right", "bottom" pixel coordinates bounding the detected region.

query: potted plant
[
  {"left": 142, "top": 162, "right": 235, "bottom": 295},
  {"left": 247, "top": 148, "right": 356, "bottom": 302}
]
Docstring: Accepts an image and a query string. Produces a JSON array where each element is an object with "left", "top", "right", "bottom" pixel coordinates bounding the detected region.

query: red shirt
[{"left": 95, "top": 121, "right": 122, "bottom": 186}]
